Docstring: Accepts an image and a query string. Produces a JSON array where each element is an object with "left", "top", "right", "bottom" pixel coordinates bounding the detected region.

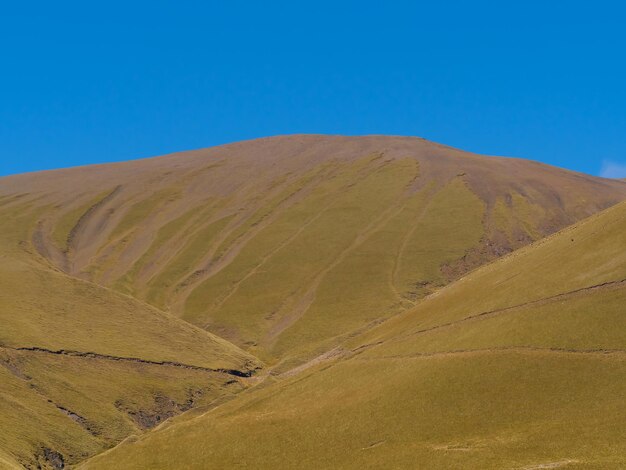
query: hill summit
[{"left": 1, "top": 135, "right": 625, "bottom": 468}]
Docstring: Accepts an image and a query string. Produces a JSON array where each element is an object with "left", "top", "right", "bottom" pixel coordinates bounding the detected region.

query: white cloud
[{"left": 600, "top": 160, "right": 626, "bottom": 179}]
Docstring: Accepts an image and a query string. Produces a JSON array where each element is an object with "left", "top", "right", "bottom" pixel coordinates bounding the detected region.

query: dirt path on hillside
[
  {"left": 354, "top": 346, "right": 626, "bottom": 362},
  {"left": 351, "top": 278, "right": 626, "bottom": 355},
  {"left": 262, "top": 179, "right": 420, "bottom": 347},
  {"left": 170, "top": 167, "right": 341, "bottom": 314},
  {"left": 389, "top": 185, "right": 438, "bottom": 302}
]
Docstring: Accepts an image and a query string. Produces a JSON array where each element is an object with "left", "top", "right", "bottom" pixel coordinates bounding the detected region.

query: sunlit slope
[
  {"left": 0, "top": 257, "right": 256, "bottom": 371},
  {"left": 0, "top": 351, "right": 249, "bottom": 469},
  {"left": 0, "top": 202, "right": 259, "bottom": 372},
  {"left": 0, "top": 449, "right": 20, "bottom": 470},
  {"left": 2, "top": 135, "right": 625, "bottom": 364},
  {"left": 81, "top": 202, "right": 626, "bottom": 470},
  {"left": 0, "top": 201, "right": 261, "bottom": 468},
  {"left": 351, "top": 198, "right": 626, "bottom": 352}
]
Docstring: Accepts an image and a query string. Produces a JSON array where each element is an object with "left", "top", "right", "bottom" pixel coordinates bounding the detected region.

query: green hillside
[{"left": 80, "top": 200, "right": 626, "bottom": 469}]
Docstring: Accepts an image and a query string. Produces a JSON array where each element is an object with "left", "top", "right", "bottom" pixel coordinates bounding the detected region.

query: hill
[
  {"left": 0, "top": 197, "right": 261, "bottom": 468},
  {"left": 1, "top": 135, "right": 625, "bottom": 468},
  {"left": 79, "top": 199, "right": 626, "bottom": 470},
  {"left": 1, "top": 135, "right": 625, "bottom": 369}
]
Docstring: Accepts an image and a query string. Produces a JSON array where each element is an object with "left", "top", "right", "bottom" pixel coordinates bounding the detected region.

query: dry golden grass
[
  {"left": 1, "top": 135, "right": 625, "bottom": 468},
  {"left": 80, "top": 201, "right": 626, "bottom": 470},
  {"left": 0, "top": 201, "right": 260, "bottom": 468},
  {"left": 2, "top": 136, "right": 622, "bottom": 365}
]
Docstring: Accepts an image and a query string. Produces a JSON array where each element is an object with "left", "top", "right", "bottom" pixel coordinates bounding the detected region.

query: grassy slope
[
  {"left": 0, "top": 350, "right": 248, "bottom": 469},
  {"left": 0, "top": 451, "right": 21, "bottom": 470},
  {"left": 1, "top": 135, "right": 625, "bottom": 467},
  {"left": 2, "top": 136, "right": 625, "bottom": 369},
  {"left": 351, "top": 199, "right": 626, "bottom": 349},
  {"left": 81, "top": 201, "right": 626, "bottom": 470},
  {"left": 0, "top": 201, "right": 261, "bottom": 468},
  {"left": 0, "top": 202, "right": 259, "bottom": 371}
]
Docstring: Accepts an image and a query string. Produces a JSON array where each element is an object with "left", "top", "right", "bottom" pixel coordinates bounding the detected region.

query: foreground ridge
[{"left": 354, "top": 277, "right": 626, "bottom": 352}]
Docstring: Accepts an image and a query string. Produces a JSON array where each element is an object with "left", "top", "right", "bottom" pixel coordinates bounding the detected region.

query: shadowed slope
[
  {"left": 80, "top": 201, "right": 626, "bottom": 469},
  {"left": 2, "top": 135, "right": 624, "bottom": 367}
]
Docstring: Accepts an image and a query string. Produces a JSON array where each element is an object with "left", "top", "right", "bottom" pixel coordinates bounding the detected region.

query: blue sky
[{"left": 1, "top": 1, "right": 626, "bottom": 178}]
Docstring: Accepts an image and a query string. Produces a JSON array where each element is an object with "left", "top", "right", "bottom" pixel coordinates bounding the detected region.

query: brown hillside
[{"left": 1, "top": 135, "right": 625, "bottom": 365}]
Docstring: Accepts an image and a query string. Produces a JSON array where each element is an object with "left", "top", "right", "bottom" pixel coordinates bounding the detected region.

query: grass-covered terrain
[
  {"left": 0, "top": 135, "right": 625, "bottom": 468},
  {"left": 2, "top": 136, "right": 624, "bottom": 368},
  {"left": 79, "top": 200, "right": 626, "bottom": 470},
  {"left": 351, "top": 199, "right": 626, "bottom": 351},
  {"left": 0, "top": 350, "right": 248, "bottom": 469},
  {"left": 0, "top": 202, "right": 259, "bottom": 371},
  {"left": 0, "top": 200, "right": 261, "bottom": 468}
]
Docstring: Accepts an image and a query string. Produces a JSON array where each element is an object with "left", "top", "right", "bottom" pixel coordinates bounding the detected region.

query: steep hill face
[
  {"left": 1, "top": 135, "right": 625, "bottom": 367},
  {"left": 1, "top": 135, "right": 626, "bottom": 468},
  {"left": 79, "top": 200, "right": 626, "bottom": 470},
  {"left": 0, "top": 198, "right": 261, "bottom": 468}
]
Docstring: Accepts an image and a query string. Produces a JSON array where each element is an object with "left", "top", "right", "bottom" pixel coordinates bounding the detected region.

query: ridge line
[
  {"left": 354, "top": 346, "right": 626, "bottom": 360},
  {"left": 0, "top": 345, "right": 258, "bottom": 378}
]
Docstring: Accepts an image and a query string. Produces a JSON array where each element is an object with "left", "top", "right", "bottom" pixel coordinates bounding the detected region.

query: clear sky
[{"left": 1, "top": 1, "right": 626, "bottom": 178}]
